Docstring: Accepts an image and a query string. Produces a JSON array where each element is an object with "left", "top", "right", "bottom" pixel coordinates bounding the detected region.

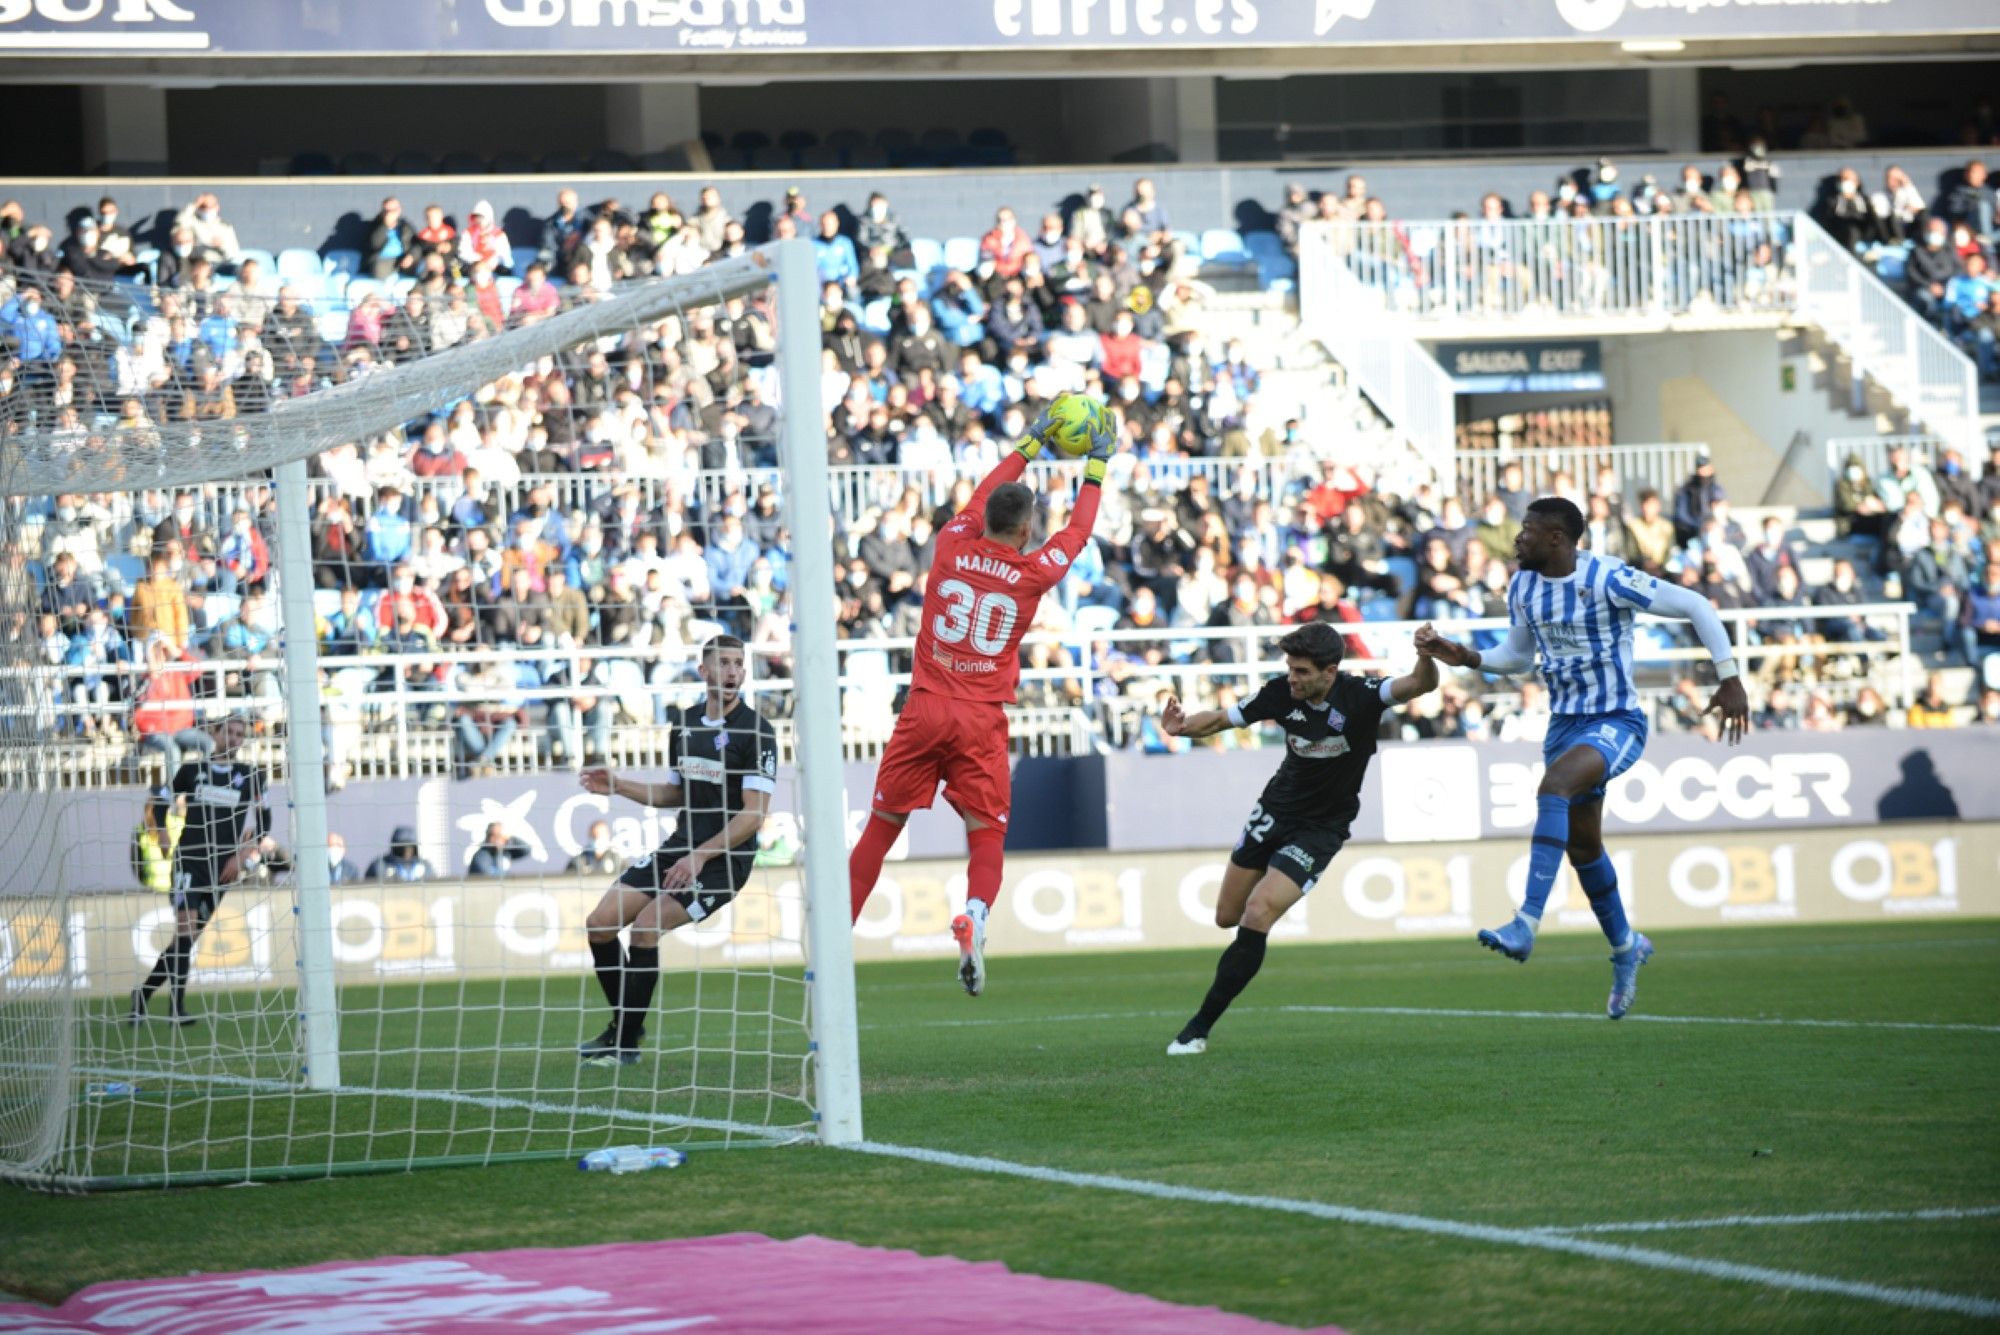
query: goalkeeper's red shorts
[{"left": 869, "top": 688, "right": 1012, "bottom": 828}]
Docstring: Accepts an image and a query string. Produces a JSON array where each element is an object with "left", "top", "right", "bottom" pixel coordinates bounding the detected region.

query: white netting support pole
[
  {"left": 273, "top": 457, "right": 341, "bottom": 1091},
  {"left": 774, "top": 238, "right": 864, "bottom": 1146}
]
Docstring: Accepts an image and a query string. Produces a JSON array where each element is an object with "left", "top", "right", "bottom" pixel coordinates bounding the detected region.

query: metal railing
[
  {"left": 1, "top": 600, "right": 1920, "bottom": 790},
  {"left": 1307, "top": 212, "right": 1801, "bottom": 327},
  {"left": 16, "top": 455, "right": 1339, "bottom": 590},
  {"left": 1454, "top": 442, "right": 1710, "bottom": 508},
  {"left": 1296, "top": 224, "right": 1455, "bottom": 486},
  {"left": 1794, "top": 216, "right": 1982, "bottom": 454}
]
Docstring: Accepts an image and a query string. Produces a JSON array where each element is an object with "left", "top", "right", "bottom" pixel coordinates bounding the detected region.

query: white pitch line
[
  {"left": 847, "top": 1140, "right": 2000, "bottom": 1320},
  {"left": 1535, "top": 1205, "right": 2000, "bottom": 1235},
  {"left": 855, "top": 1003, "right": 2000, "bottom": 1035},
  {"left": 1279, "top": 1004, "right": 2000, "bottom": 1035}
]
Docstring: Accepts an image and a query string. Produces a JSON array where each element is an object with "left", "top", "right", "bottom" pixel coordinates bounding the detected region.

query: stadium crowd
[{"left": 2, "top": 168, "right": 1997, "bottom": 785}]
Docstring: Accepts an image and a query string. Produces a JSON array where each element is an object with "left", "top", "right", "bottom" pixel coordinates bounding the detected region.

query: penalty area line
[
  {"left": 1533, "top": 1204, "right": 2000, "bottom": 1235},
  {"left": 845, "top": 1140, "right": 2000, "bottom": 1320}
]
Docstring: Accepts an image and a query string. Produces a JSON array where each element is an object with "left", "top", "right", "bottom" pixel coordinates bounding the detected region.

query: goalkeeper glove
[
  {"left": 1015, "top": 403, "right": 1058, "bottom": 461},
  {"left": 1081, "top": 417, "right": 1116, "bottom": 486}
]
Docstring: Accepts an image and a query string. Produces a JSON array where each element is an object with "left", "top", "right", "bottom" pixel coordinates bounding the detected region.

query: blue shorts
[{"left": 1544, "top": 709, "right": 1648, "bottom": 801}]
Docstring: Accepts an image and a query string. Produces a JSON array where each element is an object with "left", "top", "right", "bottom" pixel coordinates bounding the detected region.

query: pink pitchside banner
[{"left": 0, "top": 1232, "right": 1343, "bottom": 1334}]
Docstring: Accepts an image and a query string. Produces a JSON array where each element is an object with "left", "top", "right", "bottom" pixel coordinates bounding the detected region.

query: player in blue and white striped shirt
[{"left": 1418, "top": 497, "right": 1748, "bottom": 1018}]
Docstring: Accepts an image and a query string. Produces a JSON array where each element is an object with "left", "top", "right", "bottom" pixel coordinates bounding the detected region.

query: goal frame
[{"left": 0, "top": 239, "right": 861, "bottom": 1189}]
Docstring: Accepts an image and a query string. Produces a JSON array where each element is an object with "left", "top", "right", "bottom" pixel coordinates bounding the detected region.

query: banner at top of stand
[{"left": 0, "top": 0, "right": 1993, "bottom": 57}]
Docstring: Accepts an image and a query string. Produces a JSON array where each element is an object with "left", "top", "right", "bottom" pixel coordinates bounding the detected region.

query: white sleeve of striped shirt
[
  {"left": 1642, "top": 579, "right": 1738, "bottom": 665},
  {"left": 1475, "top": 623, "right": 1538, "bottom": 676}
]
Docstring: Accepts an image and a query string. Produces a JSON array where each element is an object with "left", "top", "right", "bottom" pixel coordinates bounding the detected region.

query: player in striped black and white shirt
[{"left": 1417, "top": 497, "right": 1749, "bottom": 1019}]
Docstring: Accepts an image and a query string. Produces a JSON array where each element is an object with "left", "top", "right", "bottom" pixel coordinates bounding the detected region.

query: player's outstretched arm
[
  {"left": 581, "top": 766, "right": 684, "bottom": 809},
  {"left": 1634, "top": 580, "right": 1749, "bottom": 744},
  {"left": 1416, "top": 621, "right": 1536, "bottom": 675},
  {"left": 1159, "top": 694, "right": 1235, "bottom": 740},
  {"left": 1387, "top": 624, "right": 1444, "bottom": 703},
  {"left": 958, "top": 403, "right": 1062, "bottom": 540}
]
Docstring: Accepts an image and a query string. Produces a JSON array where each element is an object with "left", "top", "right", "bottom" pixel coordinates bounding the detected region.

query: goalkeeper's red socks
[
  {"left": 965, "top": 825, "right": 1005, "bottom": 915},
  {"left": 848, "top": 813, "right": 903, "bottom": 921}
]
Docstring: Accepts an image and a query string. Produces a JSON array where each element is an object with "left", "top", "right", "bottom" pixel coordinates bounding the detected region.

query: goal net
[{"left": 0, "top": 242, "right": 859, "bottom": 1190}]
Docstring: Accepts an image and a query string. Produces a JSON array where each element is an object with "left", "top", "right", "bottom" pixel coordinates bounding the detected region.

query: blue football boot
[
  {"left": 1607, "top": 933, "right": 1655, "bottom": 1020},
  {"left": 1477, "top": 915, "right": 1537, "bottom": 963}
]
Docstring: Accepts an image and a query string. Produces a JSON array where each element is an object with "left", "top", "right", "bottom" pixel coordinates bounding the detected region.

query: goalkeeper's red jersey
[{"left": 910, "top": 452, "right": 1102, "bottom": 705}]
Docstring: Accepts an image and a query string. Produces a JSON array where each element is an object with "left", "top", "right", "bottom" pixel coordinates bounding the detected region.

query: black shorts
[
  {"left": 169, "top": 870, "right": 225, "bottom": 920},
  {"left": 616, "top": 848, "right": 755, "bottom": 923},
  {"left": 1227, "top": 803, "right": 1350, "bottom": 893}
]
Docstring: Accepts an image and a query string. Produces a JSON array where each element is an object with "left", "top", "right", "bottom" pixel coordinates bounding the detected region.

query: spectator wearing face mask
[
  {"left": 1818, "top": 168, "right": 1877, "bottom": 252},
  {"left": 1905, "top": 218, "right": 1961, "bottom": 321},
  {"left": 174, "top": 192, "right": 241, "bottom": 266}
]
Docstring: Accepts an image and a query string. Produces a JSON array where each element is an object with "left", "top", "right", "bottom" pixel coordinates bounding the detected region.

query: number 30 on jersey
[{"left": 932, "top": 579, "right": 1020, "bottom": 656}]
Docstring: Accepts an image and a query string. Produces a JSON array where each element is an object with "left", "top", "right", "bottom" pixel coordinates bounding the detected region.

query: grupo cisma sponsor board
[
  {"left": 8, "top": 823, "right": 1991, "bottom": 996},
  {"left": 0, "top": 0, "right": 1993, "bottom": 55}
]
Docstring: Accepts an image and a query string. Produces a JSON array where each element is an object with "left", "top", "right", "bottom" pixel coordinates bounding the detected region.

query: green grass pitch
[{"left": 4, "top": 919, "right": 1998, "bottom": 1331}]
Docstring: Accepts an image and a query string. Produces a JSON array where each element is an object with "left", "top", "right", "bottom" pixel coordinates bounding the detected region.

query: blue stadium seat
[
  {"left": 540, "top": 150, "right": 586, "bottom": 174},
  {"left": 440, "top": 150, "right": 487, "bottom": 175},
  {"left": 493, "top": 276, "right": 522, "bottom": 309},
  {"left": 943, "top": 236, "right": 980, "bottom": 272},
  {"left": 909, "top": 237, "right": 945, "bottom": 275},
  {"left": 490, "top": 149, "right": 536, "bottom": 175},
  {"left": 821, "top": 128, "right": 865, "bottom": 166},
  {"left": 797, "top": 144, "right": 842, "bottom": 171},
  {"left": 339, "top": 151, "right": 388, "bottom": 176},
  {"left": 745, "top": 145, "right": 791, "bottom": 173},
  {"left": 1386, "top": 555, "right": 1419, "bottom": 592},
  {"left": 1241, "top": 231, "right": 1285, "bottom": 258},
  {"left": 344, "top": 277, "right": 384, "bottom": 307},
  {"left": 1257, "top": 253, "right": 1299, "bottom": 290},
  {"left": 277, "top": 248, "right": 325, "bottom": 284},
  {"left": 390, "top": 150, "right": 437, "bottom": 175},
  {"left": 860, "top": 297, "right": 892, "bottom": 336},
  {"left": 919, "top": 127, "right": 962, "bottom": 161},
  {"left": 104, "top": 552, "right": 146, "bottom": 597},
  {"left": 1200, "top": 229, "right": 1251, "bottom": 265},
  {"left": 846, "top": 145, "right": 890, "bottom": 171},
  {"left": 322, "top": 249, "right": 363, "bottom": 280},
  {"left": 234, "top": 247, "right": 278, "bottom": 277},
  {"left": 586, "top": 150, "right": 635, "bottom": 173},
  {"left": 114, "top": 274, "right": 158, "bottom": 318},
  {"left": 777, "top": 129, "right": 817, "bottom": 157},
  {"left": 316, "top": 312, "right": 348, "bottom": 342},
  {"left": 288, "top": 151, "right": 336, "bottom": 177},
  {"left": 875, "top": 127, "right": 917, "bottom": 166}
]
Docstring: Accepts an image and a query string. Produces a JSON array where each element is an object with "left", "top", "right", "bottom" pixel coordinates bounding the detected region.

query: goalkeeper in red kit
[{"left": 848, "top": 401, "right": 1115, "bottom": 996}]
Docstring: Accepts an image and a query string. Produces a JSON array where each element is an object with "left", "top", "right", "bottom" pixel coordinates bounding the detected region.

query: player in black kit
[
  {"left": 576, "top": 635, "right": 778, "bottom": 1067},
  {"left": 1158, "top": 621, "right": 1439, "bottom": 1055},
  {"left": 130, "top": 714, "right": 269, "bottom": 1025}
]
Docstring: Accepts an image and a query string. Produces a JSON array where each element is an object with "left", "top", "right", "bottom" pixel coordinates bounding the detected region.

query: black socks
[{"left": 1184, "top": 926, "right": 1269, "bottom": 1039}]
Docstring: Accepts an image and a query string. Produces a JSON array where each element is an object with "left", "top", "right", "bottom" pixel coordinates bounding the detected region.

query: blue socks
[
  {"left": 1576, "top": 852, "right": 1633, "bottom": 952},
  {"left": 1520, "top": 793, "right": 1569, "bottom": 925}
]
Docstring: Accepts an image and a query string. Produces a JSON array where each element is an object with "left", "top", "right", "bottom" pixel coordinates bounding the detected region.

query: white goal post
[{"left": 0, "top": 239, "right": 860, "bottom": 1189}]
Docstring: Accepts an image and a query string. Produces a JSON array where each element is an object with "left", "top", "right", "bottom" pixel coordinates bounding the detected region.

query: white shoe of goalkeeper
[{"left": 950, "top": 912, "right": 986, "bottom": 997}]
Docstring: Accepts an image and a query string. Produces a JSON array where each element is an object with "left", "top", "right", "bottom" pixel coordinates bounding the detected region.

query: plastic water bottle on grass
[
  {"left": 579, "top": 1145, "right": 685, "bottom": 1175},
  {"left": 87, "top": 1082, "right": 140, "bottom": 1099}
]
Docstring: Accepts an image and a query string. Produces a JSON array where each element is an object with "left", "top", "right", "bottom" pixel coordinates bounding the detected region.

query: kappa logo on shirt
[{"left": 1286, "top": 710, "right": 1308, "bottom": 722}]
